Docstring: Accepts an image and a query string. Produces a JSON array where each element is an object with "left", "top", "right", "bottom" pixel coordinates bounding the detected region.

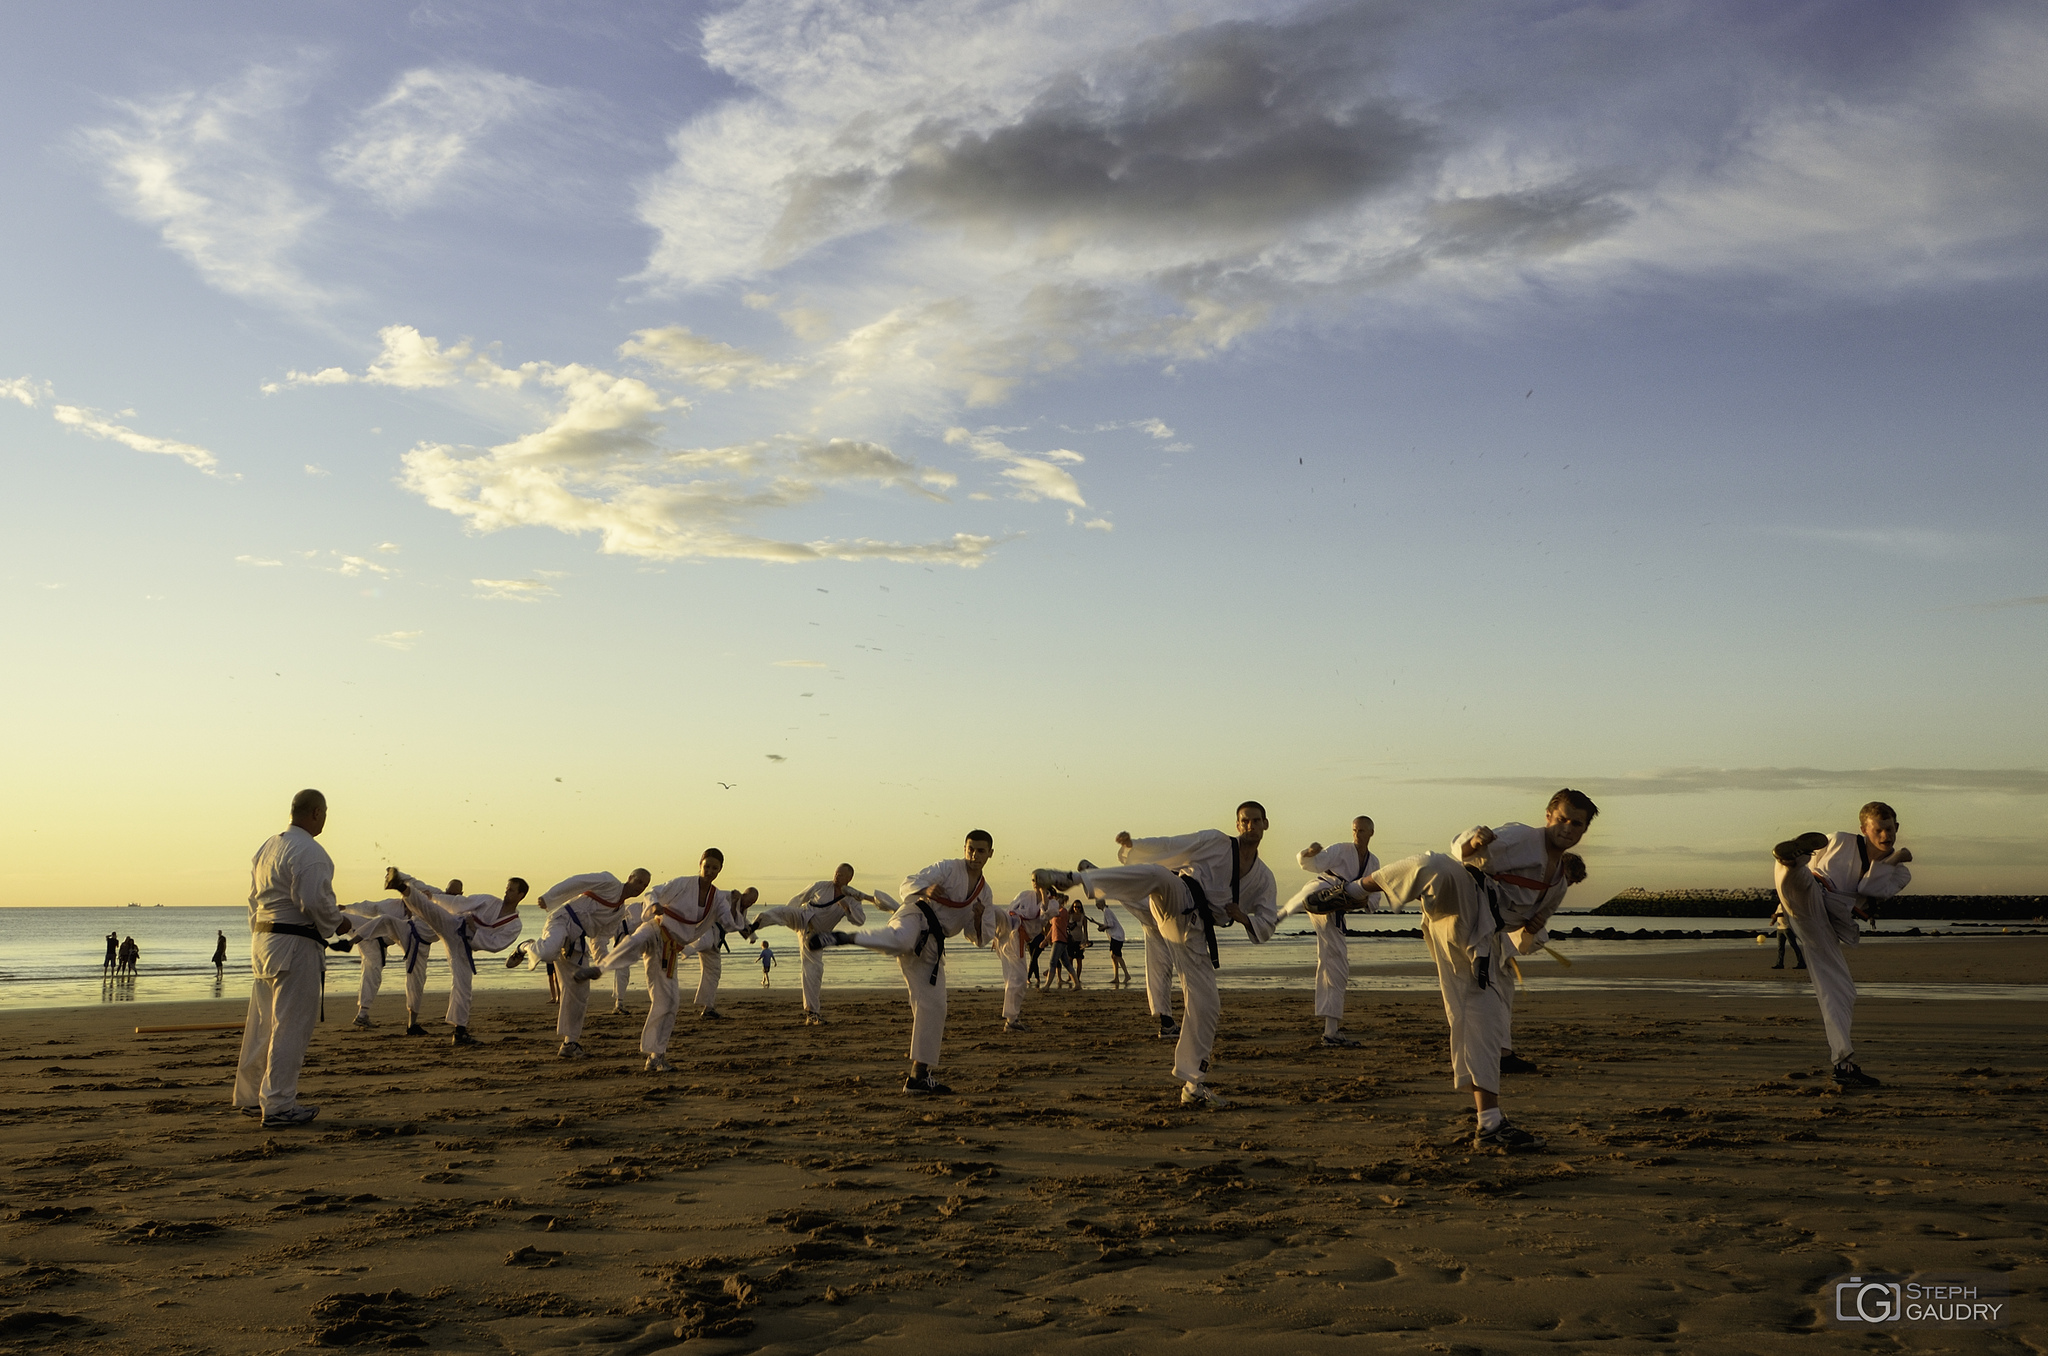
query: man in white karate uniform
[
  {"left": 342, "top": 878, "right": 463, "bottom": 1035},
  {"left": 995, "top": 888, "right": 1046, "bottom": 1032},
  {"left": 1451, "top": 792, "right": 1594, "bottom": 1076},
  {"left": 511, "top": 867, "right": 651, "bottom": 1058},
  {"left": 577, "top": 850, "right": 757, "bottom": 1071},
  {"left": 598, "top": 903, "right": 638, "bottom": 1016},
  {"left": 382, "top": 869, "right": 528, "bottom": 1046},
  {"left": 832, "top": 830, "right": 996, "bottom": 1094},
  {"left": 1355, "top": 789, "right": 1596, "bottom": 1152},
  {"left": 1034, "top": 802, "right": 1279, "bottom": 1108},
  {"left": 670, "top": 851, "right": 758, "bottom": 1020},
  {"left": 1772, "top": 801, "right": 1912, "bottom": 1089},
  {"left": 748, "top": 864, "right": 873, "bottom": 1025},
  {"left": 234, "top": 789, "right": 353, "bottom": 1128},
  {"left": 1286, "top": 816, "right": 1382, "bottom": 1048}
]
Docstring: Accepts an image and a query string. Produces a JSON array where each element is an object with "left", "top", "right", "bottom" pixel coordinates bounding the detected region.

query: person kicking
[
  {"left": 746, "top": 864, "right": 873, "bottom": 1025},
  {"left": 381, "top": 869, "right": 528, "bottom": 1046},
  {"left": 1286, "top": 816, "right": 1382, "bottom": 1048},
  {"left": 512, "top": 868, "right": 651, "bottom": 1058},
  {"left": 1451, "top": 791, "right": 1595, "bottom": 1076},
  {"left": 1033, "top": 802, "right": 1278, "bottom": 1109},
  {"left": 1772, "top": 802, "right": 1912, "bottom": 1089},
  {"left": 339, "top": 885, "right": 455, "bottom": 1034},
  {"left": 574, "top": 850, "right": 756, "bottom": 1072},
  {"left": 1350, "top": 791, "right": 1596, "bottom": 1153},
  {"left": 995, "top": 887, "right": 1046, "bottom": 1032},
  {"left": 830, "top": 830, "right": 997, "bottom": 1094}
]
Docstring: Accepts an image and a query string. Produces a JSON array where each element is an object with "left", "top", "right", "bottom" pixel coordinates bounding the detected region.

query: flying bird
[
  {"left": 765, "top": 754, "right": 786, "bottom": 763},
  {"left": 717, "top": 782, "right": 737, "bottom": 790},
  {"left": 554, "top": 777, "right": 562, "bottom": 782},
  {"left": 1525, "top": 389, "right": 1534, "bottom": 398}
]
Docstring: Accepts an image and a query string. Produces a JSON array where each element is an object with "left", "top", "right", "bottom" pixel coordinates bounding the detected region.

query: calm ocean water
[{"left": 0, "top": 906, "right": 2034, "bottom": 1011}]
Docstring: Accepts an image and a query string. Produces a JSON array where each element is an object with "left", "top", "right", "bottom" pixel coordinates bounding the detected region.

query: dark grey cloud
[
  {"left": 882, "top": 8, "right": 1433, "bottom": 241},
  {"left": 1411, "top": 767, "right": 2048, "bottom": 797}
]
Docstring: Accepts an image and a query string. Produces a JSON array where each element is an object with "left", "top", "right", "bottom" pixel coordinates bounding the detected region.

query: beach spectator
[
  {"left": 1770, "top": 899, "right": 1806, "bottom": 970},
  {"left": 1043, "top": 903, "right": 1075, "bottom": 989},
  {"left": 211, "top": 931, "right": 228, "bottom": 970},
  {"left": 103, "top": 931, "right": 118, "bottom": 971},
  {"left": 759, "top": 939, "right": 776, "bottom": 986},
  {"left": 118, "top": 936, "right": 140, "bottom": 973},
  {"left": 1093, "top": 903, "right": 1131, "bottom": 986}
]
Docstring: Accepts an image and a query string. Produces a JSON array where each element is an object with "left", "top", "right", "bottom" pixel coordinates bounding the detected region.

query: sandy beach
[{"left": 1, "top": 936, "right": 2041, "bottom": 1354}]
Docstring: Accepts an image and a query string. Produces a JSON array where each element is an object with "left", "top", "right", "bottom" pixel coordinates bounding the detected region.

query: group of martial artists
[{"left": 235, "top": 786, "right": 1911, "bottom": 1151}]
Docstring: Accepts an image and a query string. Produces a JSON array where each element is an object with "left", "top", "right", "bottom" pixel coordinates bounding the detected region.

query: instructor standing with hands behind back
[{"left": 233, "top": 788, "right": 352, "bottom": 1128}]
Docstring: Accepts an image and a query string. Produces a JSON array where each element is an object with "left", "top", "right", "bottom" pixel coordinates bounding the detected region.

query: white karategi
[
  {"left": 597, "top": 876, "right": 748, "bottom": 1056},
  {"left": 847, "top": 859, "right": 993, "bottom": 1068},
  {"left": 597, "top": 903, "right": 638, "bottom": 1009},
  {"left": 392, "top": 874, "right": 525, "bottom": 1028},
  {"left": 995, "top": 891, "right": 1040, "bottom": 1021},
  {"left": 1369, "top": 852, "right": 1508, "bottom": 1093},
  {"left": 1286, "top": 842, "right": 1383, "bottom": 1024},
  {"left": 1452, "top": 824, "right": 1573, "bottom": 1057},
  {"left": 1775, "top": 831, "right": 1911, "bottom": 1065},
  {"left": 342, "top": 898, "right": 436, "bottom": 1022},
  {"left": 527, "top": 873, "right": 635, "bottom": 1045},
  {"left": 752, "top": 882, "right": 870, "bottom": 1018},
  {"left": 962, "top": 894, "right": 1022, "bottom": 1022},
  {"left": 1073, "top": 831, "right": 1278, "bottom": 1087},
  {"left": 234, "top": 826, "right": 345, "bottom": 1119}
]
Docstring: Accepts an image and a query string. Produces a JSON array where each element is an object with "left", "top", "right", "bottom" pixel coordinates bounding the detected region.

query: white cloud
[
  {"left": 326, "top": 66, "right": 563, "bottom": 214},
  {"left": 372, "top": 630, "right": 423, "bottom": 650},
  {"left": 942, "top": 427, "right": 1086, "bottom": 506},
  {"left": 1768, "top": 525, "right": 1979, "bottom": 560},
  {"left": 376, "top": 542, "right": 402, "bottom": 553},
  {"left": 472, "top": 577, "right": 557, "bottom": 602},
  {"left": 773, "top": 659, "right": 828, "bottom": 668},
  {"left": 287, "top": 327, "right": 1000, "bottom": 565},
  {"left": 627, "top": 0, "right": 2048, "bottom": 427},
  {"left": 330, "top": 554, "right": 392, "bottom": 577},
  {"left": 304, "top": 463, "right": 330, "bottom": 477},
  {"left": 618, "top": 326, "right": 806, "bottom": 390},
  {"left": 1081, "top": 517, "right": 1113, "bottom": 532},
  {"left": 77, "top": 63, "right": 331, "bottom": 309},
  {"left": 8, "top": 376, "right": 228, "bottom": 478},
  {"left": 235, "top": 555, "right": 283, "bottom": 567}
]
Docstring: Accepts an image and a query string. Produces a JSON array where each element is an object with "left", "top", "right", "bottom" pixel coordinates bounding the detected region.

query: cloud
[
  {"left": 2, "top": 377, "right": 50, "bottom": 407},
  {"left": 472, "top": 577, "right": 557, "bottom": 602},
  {"left": 773, "top": 659, "right": 828, "bottom": 668},
  {"left": 1081, "top": 517, "right": 1114, "bottom": 532},
  {"left": 372, "top": 630, "right": 423, "bottom": 650},
  {"left": 1767, "top": 525, "right": 1979, "bottom": 560},
  {"left": 326, "top": 66, "right": 564, "bottom": 214},
  {"left": 304, "top": 463, "right": 330, "bottom": 477},
  {"left": 330, "top": 554, "right": 393, "bottom": 578},
  {"left": 1964, "top": 594, "right": 2048, "bottom": 611},
  {"left": 943, "top": 427, "right": 1086, "bottom": 506},
  {"left": 77, "top": 63, "right": 331, "bottom": 309},
  {"left": 235, "top": 555, "right": 283, "bottom": 567},
  {"left": 283, "top": 327, "right": 1002, "bottom": 565},
  {"left": 625, "top": 0, "right": 2048, "bottom": 430},
  {"left": 9, "top": 374, "right": 232, "bottom": 478},
  {"left": 617, "top": 326, "right": 805, "bottom": 390},
  {"left": 1411, "top": 766, "right": 2048, "bottom": 798}
]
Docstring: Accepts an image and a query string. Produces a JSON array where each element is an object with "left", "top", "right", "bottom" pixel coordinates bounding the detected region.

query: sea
[{"left": 3, "top": 906, "right": 2040, "bottom": 1012}]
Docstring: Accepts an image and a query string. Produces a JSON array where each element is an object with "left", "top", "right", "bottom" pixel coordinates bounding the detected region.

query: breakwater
[{"left": 1593, "top": 889, "right": 2048, "bottom": 920}]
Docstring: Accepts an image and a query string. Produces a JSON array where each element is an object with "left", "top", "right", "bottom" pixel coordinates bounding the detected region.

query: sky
[{"left": 3, "top": 0, "right": 2045, "bottom": 909}]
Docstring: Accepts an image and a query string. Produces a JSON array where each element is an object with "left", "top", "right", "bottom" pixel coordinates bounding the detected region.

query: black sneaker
[
  {"left": 403, "top": 1022, "right": 427, "bottom": 1037},
  {"left": 1474, "top": 1120, "right": 1546, "bottom": 1152},
  {"left": 1833, "top": 1062, "right": 1882, "bottom": 1088},
  {"left": 700, "top": 1009, "right": 725, "bottom": 1021},
  {"left": 904, "top": 1072, "right": 952, "bottom": 1094},
  {"left": 1156, "top": 1024, "right": 1181, "bottom": 1041},
  {"left": 1320, "top": 1033, "right": 1360, "bottom": 1048},
  {"left": 450, "top": 1027, "right": 477, "bottom": 1047},
  {"left": 1499, "top": 1052, "right": 1540, "bottom": 1074}
]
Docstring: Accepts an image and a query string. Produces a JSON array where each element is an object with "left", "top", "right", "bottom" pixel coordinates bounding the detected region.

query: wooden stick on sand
[{"left": 134, "top": 1022, "right": 245, "bottom": 1034}]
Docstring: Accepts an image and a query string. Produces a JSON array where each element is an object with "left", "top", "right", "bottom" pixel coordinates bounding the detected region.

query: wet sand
[{"left": 1, "top": 937, "right": 2042, "bottom": 1354}]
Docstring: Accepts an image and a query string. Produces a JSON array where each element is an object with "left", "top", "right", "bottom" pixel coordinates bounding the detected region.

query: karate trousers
[
  {"left": 852, "top": 907, "right": 949, "bottom": 1067},
  {"left": 1775, "top": 860, "right": 1859, "bottom": 1065},
  {"left": 693, "top": 941, "right": 723, "bottom": 1012},
  {"left": 1000, "top": 943, "right": 1028, "bottom": 1021},
  {"left": 235, "top": 932, "right": 325, "bottom": 1118},
  {"left": 357, "top": 930, "right": 431, "bottom": 1019},
  {"left": 1372, "top": 853, "right": 1507, "bottom": 1094},
  {"left": 403, "top": 896, "right": 480, "bottom": 1028},
  {"left": 1076, "top": 864, "right": 1218, "bottom": 1086},
  {"left": 598, "top": 921, "right": 634, "bottom": 1008},
  {"left": 529, "top": 908, "right": 607, "bottom": 1044},
  {"left": 749, "top": 906, "right": 831, "bottom": 1016}
]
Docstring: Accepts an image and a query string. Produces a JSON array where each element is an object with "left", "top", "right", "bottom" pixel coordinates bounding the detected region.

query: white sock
[
  {"left": 1323, "top": 1016, "right": 1342, "bottom": 1038},
  {"left": 1478, "top": 1107, "right": 1505, "bottom": 1132}
]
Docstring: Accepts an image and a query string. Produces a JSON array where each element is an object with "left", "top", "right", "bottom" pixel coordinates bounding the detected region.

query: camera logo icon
[{"left": 1836, "top": 1276, "right": 1903, "bottom": 1323}]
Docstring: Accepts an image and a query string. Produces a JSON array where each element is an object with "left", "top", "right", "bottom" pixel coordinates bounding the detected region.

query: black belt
[
  {"left": 255, "top": 922, "right": 342, "bottom": 949},
  {"left": 911, "top": 901, "right": 945, "bottom": 986},
  {"left": 1177, "top": 873, "right": 1222, "bottom": 969}
]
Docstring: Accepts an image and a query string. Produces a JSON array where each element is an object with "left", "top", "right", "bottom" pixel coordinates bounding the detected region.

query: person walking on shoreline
[
  {"left": 211, "top": 930, "right": 228, "bottom": 971},
  {"left": 233, "top": 789, "right": 353, "bottom": 1128},
  {"left": 103, "top": 931, "right": 118, "bottom": 972}
]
